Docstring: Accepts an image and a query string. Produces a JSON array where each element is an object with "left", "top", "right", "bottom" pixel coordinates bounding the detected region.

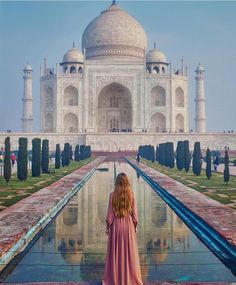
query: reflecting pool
[{"left": 1, "top": 161, "right": 236, "bottom": 282}]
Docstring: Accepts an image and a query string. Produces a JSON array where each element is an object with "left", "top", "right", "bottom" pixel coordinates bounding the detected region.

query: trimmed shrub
[
  {"left": 233, "top": 159, "right": 236, "bottom": 166},
  {"left": 155, "top": 145, "right": 159, "bottom": 163},
  {"left": 70, "top": 145, "right": 73, "bottom": 161},
  {"left": 32, "top": 138, "right": 41, "bottom": 177},
  {"left": 42, "top": 139, "right": 49, "bottom": 173},
  {"left": 64, "top": 143, "right": 70, "bottom": 166},
  {"left": 206, "top": 148, "right": 212, "bottom": 179},
  {"left": 224, "top": 149, "right": 230, "bottom": 184},
  {"left": 55, "top": 144, "right": 61, "bottom": 169},
  {"left": 61, "top": 150, "right": 65, "bottom": 167},
  {"left": 17, "top": 137, "right": 28, "bottom": 181},
  {"left": 168, "top": 142, "right": 175, "bottom": 168},
  {"left": 74, "top": 145, "right": 80, "bottom": 161},
  {"left": 176, "top": 141, "right": 184, "bottom": 171},
  {"left": 4, "top": 136, "right": 11, "bottom": 183},
  {"left": 193, "top": 142, "right": 202, "bottom": 176},
  {"left": 183, "top": 140, "right": 191, "bottom": 172}
]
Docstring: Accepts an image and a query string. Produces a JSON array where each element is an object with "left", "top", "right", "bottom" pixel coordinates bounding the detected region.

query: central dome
[{"left": 82, "top": 1, "right": 147, "bottom": 60}]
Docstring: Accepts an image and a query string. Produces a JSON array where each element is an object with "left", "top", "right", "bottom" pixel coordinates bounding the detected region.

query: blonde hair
[{"left": 112, "top": 173, "right": 133, "bottom": 217}]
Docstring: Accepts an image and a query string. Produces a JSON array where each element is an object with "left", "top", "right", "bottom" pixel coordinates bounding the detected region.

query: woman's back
[{"left": 102, "top": 173, "right": 143, "bottom": 285}]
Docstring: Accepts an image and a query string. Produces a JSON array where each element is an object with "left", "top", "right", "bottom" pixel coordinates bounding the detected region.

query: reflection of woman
[{"left": 102, "top": 173, "right": 143, "bottom": 285}]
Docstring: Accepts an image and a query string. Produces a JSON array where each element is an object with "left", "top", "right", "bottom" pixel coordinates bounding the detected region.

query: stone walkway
[
  {"left": 131, "top": 159, "right": 236, "bottom": 247},
  {"left": 0, "top": 157, "right": 104, "bottom": 271}
]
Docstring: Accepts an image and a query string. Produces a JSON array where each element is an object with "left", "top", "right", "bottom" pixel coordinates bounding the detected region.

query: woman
[{"left": 102, "top": 173, "right": 143, "bottom": 285}]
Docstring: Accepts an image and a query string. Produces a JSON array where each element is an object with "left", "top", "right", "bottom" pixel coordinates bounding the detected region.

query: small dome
[
  {"left": 24, "top": 64, "right": 32, "bottom": 71},
  {"left": 196, "top": 63, "right": 204, "bottom": 72},
  {"left": 82, "top": 2, "right": 147, "bottom": 60},
  {"left": 62, "top": 48, "right": 83, "bottom": 64},
  {"left": 146, "top": 49, "right": 167, "bottom": 63}
]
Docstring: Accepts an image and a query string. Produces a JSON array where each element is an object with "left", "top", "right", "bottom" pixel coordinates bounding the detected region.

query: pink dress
[{"left": 102, "top": 192, "right": 143, "bottom": 285}]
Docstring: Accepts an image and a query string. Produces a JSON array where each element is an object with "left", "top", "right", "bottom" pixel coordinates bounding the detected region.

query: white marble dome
[
  {"left": 62, "top": 48, "right": 83, "bottom": 64},
  {"left": 82, "top": 2, "right": 147, "bottom": 60},
  {"left": 24, "top": 64, "right": 32, "bottom": 71},
  {"left": 146, "top": 49, "right": 167, "bottom": 63}
]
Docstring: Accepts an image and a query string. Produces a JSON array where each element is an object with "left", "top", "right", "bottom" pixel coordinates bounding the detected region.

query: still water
[{"left": 2, "top": 161, "right": 236, "bottom": 282}]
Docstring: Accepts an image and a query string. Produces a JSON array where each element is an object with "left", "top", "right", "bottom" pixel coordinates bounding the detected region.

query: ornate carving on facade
[{"left": 96, "top": 76, "right": 133, "bottom": 91}]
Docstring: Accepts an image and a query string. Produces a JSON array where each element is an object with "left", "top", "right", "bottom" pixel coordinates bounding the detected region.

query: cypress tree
[
  {"left": 156, "top": 145, "right": 159, "bottom": 163},
  {"left": 80, "top": 145, "right": 86, "bottom": 160},
  {"left": 42, "top": 139, "right": 49, "bottom": 173},
  {"left": 55, "top": 144, "right": 61, "bottom": 169},
  {"left": 17, "top": 137, "right": 28, "bottom": 181},
  {"left": 69, "top": 145, "right": 73, "bottom": 161},
  {"left": 193, "top": 142, "right": 202, "bottom": 176},
  {"left": 169, "top": 142, "right": 175, "bottom": 168},
  {"left": 32, "top": 138, "right": 41, "bottom": 177},
  {"left": 206, "top": 148, "right": 212, "bottom": 179},
  {"left": 224, "top": 149, "right": 230, "bottom": 184},
  {"left": 176, "top": 141, "right": 184, "bottom": 171},
  {"left": 151, "top": 145, "right": 155, "bottom": 163},
  {"left": 75, "top": 145, "right": 80, "bottom": 161},
  {"left": 183, "top": 140, "right": 191, "bottom": 172},
  {"left": 165, "top": 142, "right": 169, "bottom": 167},
  {"left": 64, "top": 143, "right": 70, "bottom": 165},
  {"left": 4, "top": 136, "right": 11, "bottom": 183},
  {"left": 61, "top": 150, "right": 65, "bottom": 167}
]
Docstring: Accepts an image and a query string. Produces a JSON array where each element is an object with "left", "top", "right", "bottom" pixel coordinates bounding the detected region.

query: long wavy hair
[{"left": 112, "top": 173, "right": 133, "bottom": 217}]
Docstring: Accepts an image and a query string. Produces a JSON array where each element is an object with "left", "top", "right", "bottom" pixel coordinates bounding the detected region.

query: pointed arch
[
  {"left": 176, "top": 113, "right": 184, "bottom": 132},
  {"left": 151, "top": 112, "right": 166, "bottom": 132},
  {"left": 98, "top": 82, "right": 132, "bottom": 132},
  {"left": 175, "top": 87, "right": 184, "bottom": 107},
  {"left": 64, "top": 112, "right": 78, "bottom": 133},
  {"left": 64, "top": 85, "right": 78, "bottom": 106},
  {"left": 44, "top": 113, "right": 53, "bottom": 132},
  {"left": 151, "top": 85, "right": 166, "bottom": 106}
]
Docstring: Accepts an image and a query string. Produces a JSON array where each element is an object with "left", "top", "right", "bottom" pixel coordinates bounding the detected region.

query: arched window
[
  {"left": 151, "top": 86, "right": 166, "bottom": 106},
  {"left": 176, "top": 113, "right": 184, "bottom": 132},
  {"left": 147, "top": 67, "right": 151, "bottom": 74},
  {"left": 70, "top": 66, "right": 76, "bottom": 74},
  {"left": 45, "top": 87, "right": 53, "bottom": 105},
  {"left": 78, "top": 67, "right": 83, "bottom": 74},
  {"left": 162, "top": 67, "right": 165, "bottom": 74},
  {"left": 64, "top": 86, "right": 78, "bottom": 106},
  {"left": 153, "top": 66, "right": 159, "bottom": 74},
  {"left": 64, "top": 112, "right": 78, "bottom": 133},
  {"left": 63, "top": 66, "right": 68, "bottom": 73},
  {"left": 175, "top": 87, "right": 184, "bottom": 107},
  {"left": 151, "top": 112, "right": 166, "bottom": 133}
]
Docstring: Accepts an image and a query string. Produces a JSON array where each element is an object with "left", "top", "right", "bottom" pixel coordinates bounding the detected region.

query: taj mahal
[{"left": 6, "top": 1, "right": 236, "bottom": 151}]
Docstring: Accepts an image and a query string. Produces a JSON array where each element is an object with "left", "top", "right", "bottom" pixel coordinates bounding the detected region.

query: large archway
[
  {"left": 64, "top": 113, "right": 78, "bottom": 133},
  {"left": 97, "top": 82, "right": 132, "bottom": 132},
  {"left": 151, "top": 112, "right": 166, "bottom": 132}
]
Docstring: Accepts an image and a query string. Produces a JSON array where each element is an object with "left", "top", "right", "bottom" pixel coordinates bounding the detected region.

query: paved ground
[{"left": 131, "top": 158, "right": 236, "bottom": 247}]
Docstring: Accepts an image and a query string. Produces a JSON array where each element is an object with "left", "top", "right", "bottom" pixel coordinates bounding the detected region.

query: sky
[{"left": 0, "top": 0, "right": 236, "bottom": 133}]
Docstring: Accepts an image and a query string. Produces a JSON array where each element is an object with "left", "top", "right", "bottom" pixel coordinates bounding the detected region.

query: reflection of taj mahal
[
  {"left": 31, "top": 1, "right": 205, "bottom": 134},
  {"left": 53, "top": 164, "right": 190, "bottom": 279}
]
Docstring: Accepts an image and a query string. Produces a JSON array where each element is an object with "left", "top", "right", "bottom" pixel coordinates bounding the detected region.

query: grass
[
  {"left": 140, "top": 159, "right": 236, "bottom": 209},
  {"left": 0, "top": 157, "right": 95, "bottom": 209}
]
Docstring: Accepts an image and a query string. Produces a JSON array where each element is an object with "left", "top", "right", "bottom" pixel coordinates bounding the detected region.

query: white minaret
[
  {"left": 22, "top": 64, "right": 33, "bottom": 133},
  {"left": 194, "top": 63, "right": 206, "bottom": 133}
]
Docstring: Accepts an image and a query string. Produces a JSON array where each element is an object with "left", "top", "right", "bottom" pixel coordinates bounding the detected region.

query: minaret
[
  {"left": 194, "top": 63, "right": 206, "bottom": 133},
  {"left": 22, "top": 64, "right": 33, "bottom": 133}
]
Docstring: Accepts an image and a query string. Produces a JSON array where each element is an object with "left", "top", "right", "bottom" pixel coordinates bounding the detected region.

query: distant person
[
  {"left": 102, "top": 173, "right": 143, "bottom": 285},
  {"left": 11, "top": 153, "right": 16, "bottom": 167},
  {"left": 136, "top": 152, "right": 140, "bottom": 163}
]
